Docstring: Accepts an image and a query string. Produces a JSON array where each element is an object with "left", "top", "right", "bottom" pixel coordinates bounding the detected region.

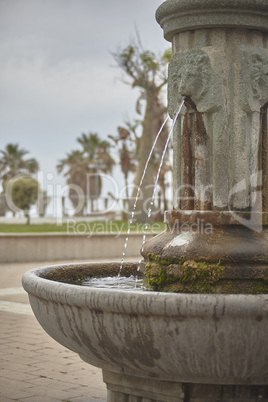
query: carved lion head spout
[
  {"left": 168, "top": 50, "right": 213, "bottom": 115},
  {"left": 239, "top": 49, "right": 268, "bottom": 111}
]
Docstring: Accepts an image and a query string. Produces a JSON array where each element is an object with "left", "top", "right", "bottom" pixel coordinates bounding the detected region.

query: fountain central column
[
  {"left": 166, "top": 6, "right": 268, "bottom": 217},
  {"left": 142, "top": 0, "right": 268, "bottom": 294}
]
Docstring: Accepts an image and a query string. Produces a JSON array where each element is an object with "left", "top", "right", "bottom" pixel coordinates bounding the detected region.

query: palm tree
[
  {"left": 109, "top": 126, "right": 137, "bottom": 202},
  {"left": 77, "top": 133, "right": 100, "bottom": 162},
  {"left": 57, "top": 133, "right": 115, "bottom": 215},
  {"left": 77, "top": 133, "right": 115, "bottom": 172},
  {"left": 77, "top": 133, "right": 115, "bottom": 212},
  {"left": 0, "top": 143, "right": 39, "bottom": 190},
  {"left": 95, "top": 140, "right": 115, "bottom": 174},
  {"left": 57, "top": 150, "right": 88, "bottom": 215}
]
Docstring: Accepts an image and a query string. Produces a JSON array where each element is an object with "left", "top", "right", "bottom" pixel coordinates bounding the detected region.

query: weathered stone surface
[
  {"left": 104, "top": 370, "right": 184, "bottom": 402},
  {"left": 39, "top": 261, "right": 142, "bottom": 283},
  {"left": 22, "top": 263, "right": 268, "bottom": 389},
  {"left": 142, "top": 0, "right": 268, "bottom": 301},
  {"left": 144, "top": 255, "right": 268, "bottom": 294},
  {"left": 156, "top": 0, "right": 268, "bottom": 41},
  {"left": 142, "top": 224, "right": 268, "bottom": 264},
  {"left": 167, "top": 29, "right": 268, "bottom": 211}
]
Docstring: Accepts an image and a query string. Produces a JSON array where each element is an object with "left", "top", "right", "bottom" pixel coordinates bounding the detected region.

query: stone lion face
[
  {"left": 168, "top": 50, "right": 212, "bottom": 115},
  {"left": 238, "top": 48, "right": 268, "bottom": 111},
  {"left": 251, "top": 53, "right": 268, "bottom": 106}
]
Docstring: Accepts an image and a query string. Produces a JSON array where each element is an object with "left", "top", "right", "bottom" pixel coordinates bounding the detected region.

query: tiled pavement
[{"left": 0, "top": 260, "right": 113, "bottom": 402}]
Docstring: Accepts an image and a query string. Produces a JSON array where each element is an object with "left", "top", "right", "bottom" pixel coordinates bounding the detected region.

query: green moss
[
  {"left": 147, "top": 253, "right": 220, "bottom": 266},
  {"left": 145, "top": 262, "right": 178, "bottom": 291},
  {"left": 181, "top": 260, "right": 224, "bottom": 284},
  {"left": 145, "top": 259, "right": 225, "bottom": 293},
  {"left": 252, "top": 280, "right": 268, "bottom": 294},
  {"left": 147, "top": 253, "right": 185, "bottom": 266},
  {"left": 145, "top": 258, "right": 268, "bottom": 294}
]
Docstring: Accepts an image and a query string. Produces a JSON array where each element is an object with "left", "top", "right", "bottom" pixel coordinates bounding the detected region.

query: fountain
[{"left": 22, "top": 1, "right": 268, "bottom": 401}]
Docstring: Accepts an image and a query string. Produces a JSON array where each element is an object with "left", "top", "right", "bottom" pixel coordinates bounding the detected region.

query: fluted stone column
[
  {"left": 142, "top": 0, "right": 268, "bottom": 295},
  {"left": 158, "top": 0, "right": 268, "bottom": 215},
  {"left": 167, "top": 24, "right": 268, "bottom": 216},
  {"left": 159, "top": 0, "right": 268, "bottom": 216}
]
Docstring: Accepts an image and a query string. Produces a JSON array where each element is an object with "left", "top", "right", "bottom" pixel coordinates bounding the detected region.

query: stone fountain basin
[{"left": 22, "top": 262, "right": 268, "bottom": 386}]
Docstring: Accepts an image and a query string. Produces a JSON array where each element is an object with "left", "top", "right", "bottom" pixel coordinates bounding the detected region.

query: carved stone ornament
[
  {"left": 168, "top": 49, "right": 221, "bottom": 117},
  {"left": 238, "top": 46, "right": 268, "bottom": 112}
]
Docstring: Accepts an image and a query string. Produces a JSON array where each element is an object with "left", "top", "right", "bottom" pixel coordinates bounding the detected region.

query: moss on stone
[
  {"left": 252, "top": 280, "right": 268, "bottom": 294},
  {"left": 147, "top": 253, "right": 185, "bottom": 266},
  {"left": 144, "top": 263, "right": 178, "bottom": 291},
  {"left": 145, "top": 255, "right": 268, "bottom": 294},
  {"left": 145, "top": 258, "right": 225, "bottom": 293}
]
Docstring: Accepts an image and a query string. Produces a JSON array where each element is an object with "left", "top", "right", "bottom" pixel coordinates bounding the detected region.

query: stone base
[
  {"left": 141, "top": 216, "right": 268, "bottom": 294},
  {"left": 104, "top": 370, "right": 184, "bottom": 402},
  {"left": 103, "top": 370, "right": 268, "bottom": 402}
]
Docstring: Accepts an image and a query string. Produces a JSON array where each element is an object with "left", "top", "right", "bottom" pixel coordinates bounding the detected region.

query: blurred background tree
[
  {"left": 57, "top": 132, "right": 115, "bottom": 215},
  {"left": 5, "top": 176, "right": 39, "bottom": 224},
  {"left": 0, "top": 143, "right": 40, "bottom": 217},
  {"left": 0, "top": 143, "right": 39, "bottom": 190},
  {"left": 112, "top": 37, "right": 171, "bottom": 222}
]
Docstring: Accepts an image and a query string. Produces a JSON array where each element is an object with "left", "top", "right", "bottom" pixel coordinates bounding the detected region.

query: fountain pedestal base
[
  {"left": 104, "top": 370, "right": 184, "bottom": 402},
  {"left": 141, "top": 212, "right": 268, "bottom": 294},
  {"left": 104, "top": 370, "right": 267, "bottom": 402}
]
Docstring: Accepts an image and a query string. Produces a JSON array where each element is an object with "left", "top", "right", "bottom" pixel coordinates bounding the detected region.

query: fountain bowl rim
[{"left": 22, "top": 261, "right": 267, "bottom": 318}]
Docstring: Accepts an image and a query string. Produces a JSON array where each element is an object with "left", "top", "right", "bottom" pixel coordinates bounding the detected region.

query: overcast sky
[{"left": 0, "top": 0, "right": 169, "bottom": 196}]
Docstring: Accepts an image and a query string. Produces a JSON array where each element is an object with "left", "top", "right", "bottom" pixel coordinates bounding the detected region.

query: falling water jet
[
  {"left": 119, "top": 113, "right": 170, "bottom": 271},
  {"left": 139, "top": 99, "right": 185, "bottom": 258}
]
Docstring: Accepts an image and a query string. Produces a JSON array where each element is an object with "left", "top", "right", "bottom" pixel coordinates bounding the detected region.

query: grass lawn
[{"left": 0, "top": 220, "right": 166, "bottom": 234}]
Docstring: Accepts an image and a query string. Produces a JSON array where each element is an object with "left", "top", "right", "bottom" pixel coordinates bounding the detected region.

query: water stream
[
  {"left": 120, "top": 99, "right": 185, "bottom": 272},
  {"left": 140, "top": 99, "right": 185, "bottom": 256},
  {"left": 119, "top": 114, "right": 169, "bottom": 270}
]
